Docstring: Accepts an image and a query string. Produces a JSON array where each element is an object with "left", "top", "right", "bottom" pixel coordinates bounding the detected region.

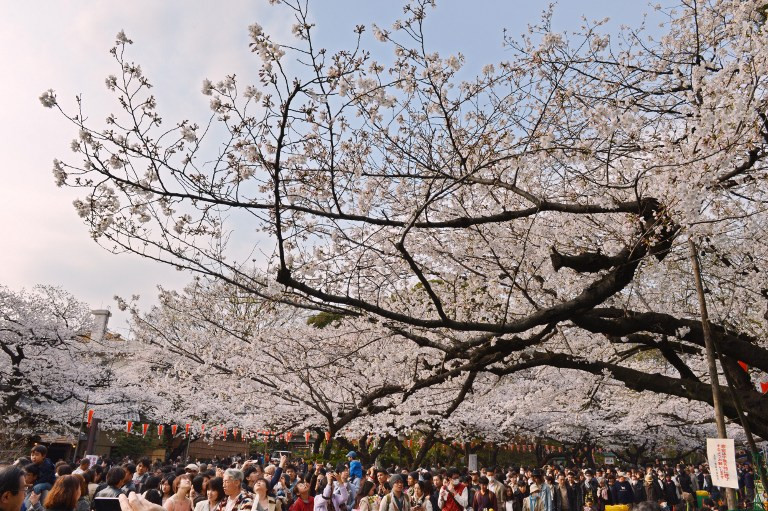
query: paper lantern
[
  {"left": 286, "top": 431, "right": 293, "bottom": 442},
  {"left": 304, "top": 431, "right": 311, "bottom": 443},
  {"left": 142, "top": 424, "right": 149, "bottom": 436},
  {"left": 157, "top": 425, "right": 164, "bottom": 437},
  {"left": 126, "top": 421, "right": 133, "bottom": 434},
  {"left": 87, "top": 409, "right": 95, "bottom": 427},
  {"left": 171, "top": 425, "right": 178, "bottom": 436},
  {"left": 185, "top": 424, "right": 191, "bottom": 436},
  {"left": 325, "top": 431, "right": 331, "bottom": 441}
]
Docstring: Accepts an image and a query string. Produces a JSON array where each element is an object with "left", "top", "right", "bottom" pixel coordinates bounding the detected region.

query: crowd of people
[{"left": 0, "top": 446, "right": 762, "bottom": 511}]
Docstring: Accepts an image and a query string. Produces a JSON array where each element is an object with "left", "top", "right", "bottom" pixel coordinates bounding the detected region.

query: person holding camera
[{"left": 314, "top": 471, "right": 348, "bottom": 511}]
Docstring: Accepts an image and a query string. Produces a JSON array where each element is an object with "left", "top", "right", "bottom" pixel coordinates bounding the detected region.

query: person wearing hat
[
  {"left": 380, "top": 475, "right": 411, "bottom": 511},
  {"left": 531, "top": 470, "right": 551, "bottom": 511},
  {"left": 643, "top": 474, "right": 661, "bottom": 504},
  {"left": 348, "top": 453, "right": 363, "bottom": 483},
  {"left": 523, "top": 484, "right": 543, "bottom": 511},
  {"left": 438, "top": 469, "right": 468, "bottom": 511}
]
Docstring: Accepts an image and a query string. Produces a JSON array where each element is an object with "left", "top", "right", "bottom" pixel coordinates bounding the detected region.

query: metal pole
[
  {"left": 689, "top": 240, "right": 738, "bottom": 510},
  {"left": 72, "top": 395, "right": 89, "bottom": 463}
]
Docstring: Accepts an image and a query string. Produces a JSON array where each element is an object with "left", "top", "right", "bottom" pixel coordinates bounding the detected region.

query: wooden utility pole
[{"left": 689, "top": 239, "right": 738, "bottom": 510}]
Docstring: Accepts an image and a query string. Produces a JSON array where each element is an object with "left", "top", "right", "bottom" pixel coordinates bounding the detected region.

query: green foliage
[
  {"left": 110, "top": 432, "right": 163, "bottom": 459},
  {"left": 306, "top": 312, "right": 344, "bottom": 329}
]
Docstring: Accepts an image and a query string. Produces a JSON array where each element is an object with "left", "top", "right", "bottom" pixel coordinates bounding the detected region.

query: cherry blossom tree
[
  {"left": 0, "top": 285, "right": 135, "bottom": 446},
  {"left": 44, "top": 0, "right": 768, "bottom": 442}
]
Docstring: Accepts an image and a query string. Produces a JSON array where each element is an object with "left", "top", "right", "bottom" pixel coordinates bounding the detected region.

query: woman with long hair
[
  {"left": 73, "top": 474, "right": 90, "bottom": 511},
  {"left": 194, "top": 477, "right": 224, "bottom": 511},
  {"left": 44, "top": 475, "right": 81, "bottom": 511},
  {"left": 411, "top": 481, "right": 432, "bottom": 511},
  {"left": 163, "top": 474, "right": 194, "bottom": 511},
  {"left": 355, "top": 480, "right": 379, "bottom": 511},
  {"left": 161, "top": 475, "right": 175, "bottom": 505}
]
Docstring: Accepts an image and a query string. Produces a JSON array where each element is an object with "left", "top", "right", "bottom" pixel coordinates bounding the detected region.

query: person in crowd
[
  {"left": 613, "top": 473, "right": 633, "bottom": 507},
  {"left": 552, "top": 475, "right": 566, "bottom": 511},
  {"left": 661, "top": 473, "right": 679, "bottom": 511},
  {"left": 88, "top": 467, "right": 104, "bottom": 500},
  {"left": 253, "top": 477, "right": 281, "bottom": 511},
  {"left": 192, "top": 477, "right": 207, "bottom": 506},
  {"left": 218, "top": 469, "right": 253, "bottom": 511},
  {"left": 472, "top": 477, "right": 498, "bottom": 511},
  {"left": 29, "top": 446, "right": 56, "bottom": 496},
  {"left": 429, "top": 475, "right": 442, "bottom": 511},
  {"left": 595, "top": 478, "right": 610, "bottom": 511},
  {"left": 379, "top": 475, "right": 408, "bottom": 511},
  {"left": 1, "top": 466, "right": 28, "bottom": 511},
  {"left": 143, "top": 476, "right": 163, "bottom": 506},
  {"left": 564, "top": 473, "right": 581, "bottom": 511},
  {"left": 522, "top": 484, "right": 543, "bottom": 511},
  {"left": 437, "top": 469, "right": 467, "bottom": 511},
  {"left": 410, "top": 481, "right": 431, "bottom": 511},
  {"left": 314, "top": 470, "right": 348, "bottom": 511},
  {"left": 72, "top": 474, "right": 89, "bottom": 511},
  {"left": 530, "top": 471, "right": 551, "bottom": 511},
  {"left": 195, "top": 477, "right": 224, "bottom": 511},
  {"left": 513, "top": 481, "right": 528, "bottom": 511},
  {"left": 485, "top": 469, "right": 505, "bottom": 508},
  {"left": 161, "top": 476, "right": 176, "bottom": 505},
  {"left": 289, "top": 480, "right": 314, "bottom": 511},
  {"left": 43, "top": 475, "right": 81, "bottom": 511},
  {"left": 503, "top": 485, "right": 515, "bottom": 511},
  {"left": 164, "top": 474, "right": 194, "bottom": 511},
  {"left": 643, "top": 474, "right": 661, "bottom": 504},
  {"left": 96, "top": 467, "right": 127, "bottom": 498},
  {"left": 135, "top": 459, "right": 152, "bottom": 495},
  {"left": 73, "top": 460, "right": 90, "bottom": 476}
]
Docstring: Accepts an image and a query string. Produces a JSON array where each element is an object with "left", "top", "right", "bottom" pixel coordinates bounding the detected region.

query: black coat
[{"left": 662, "top": 480, "right": 679, "bottom": 505}]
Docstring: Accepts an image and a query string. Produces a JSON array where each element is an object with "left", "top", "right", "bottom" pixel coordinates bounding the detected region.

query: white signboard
[
  {"left": 604, "top": 456, "right": 615, "bottom": 465},
  {"left": 468, "top": 454, "right": 478, "bottom": 472},
  {"left": 84, "top": 454, "right": 99, "bottom": 468},
  {"left": 707, "top": 438, "right": 739, "bottom": 489}
]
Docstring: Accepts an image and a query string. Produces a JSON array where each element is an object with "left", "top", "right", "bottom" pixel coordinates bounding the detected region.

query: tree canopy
[{"left": 41, "top": 0, "right": 768, "bottom": 447}]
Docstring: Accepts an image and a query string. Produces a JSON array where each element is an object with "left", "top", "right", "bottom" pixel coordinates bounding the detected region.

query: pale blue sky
[{"left": 0, "top": 1, "right": 665, "bottom": 332}]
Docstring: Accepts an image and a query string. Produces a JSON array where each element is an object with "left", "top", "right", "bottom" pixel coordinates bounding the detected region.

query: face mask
[{"left": 452, "top": 479, "right": 460, "bottom": 486}]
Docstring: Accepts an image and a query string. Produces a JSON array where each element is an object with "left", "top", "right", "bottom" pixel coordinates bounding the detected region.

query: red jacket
[{"left": 290, "top": 497, "right": 315, "bottom": 511}]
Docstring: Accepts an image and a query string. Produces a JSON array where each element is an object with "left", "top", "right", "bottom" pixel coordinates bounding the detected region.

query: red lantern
[
  {"left": 286, "top": 432, "right": 293, "bottom": 442},
  {"left": 157, "top": 425, "right": 164, "bottom": 437},
  {"left": 185, "top": 424, "right": 191, "bottom": 436},
  {"left": 325, "top": 431, "right": 331, "bottom": 441},
  {"left": 201, "top": 424, "right": 206, "bottom": 435},
  {"left": 233, "top": 428, "right": 239, "bottom": 439},
  {"left": 304, "top": 431, "right": 311, "bottom": 443},
  {"left": 142, "top": 424, "right": 149, "bottom": 436},
  {"left": 171, "top": 425, "right": 178, "bottom": 436},
  {"left": 87, "top": 409, "right": 95, "bottom": 427},
  {"left": 126, "top": 421, "right": 133, "bottom": 434}
]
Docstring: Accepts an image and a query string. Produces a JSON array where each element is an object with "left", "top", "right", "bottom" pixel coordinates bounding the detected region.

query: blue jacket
[{"left": 349, "top": 460, "right": 363, "bottom": 481}]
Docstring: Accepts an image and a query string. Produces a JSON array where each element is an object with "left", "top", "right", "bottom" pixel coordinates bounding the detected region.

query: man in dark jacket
[
  {"left": 613, "top": 474, "right": 634, "bottom": 505},
  {"left": 566, "top": 473, "right": 583, "bottom": 511}
]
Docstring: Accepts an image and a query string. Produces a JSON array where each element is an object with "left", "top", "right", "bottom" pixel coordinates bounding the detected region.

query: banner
[
  {"left": 707, "top": 438, "right": 739, "bottom": 489},
  {"left": 87, "top": 409, "right": 95, "bottom": 427}
]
